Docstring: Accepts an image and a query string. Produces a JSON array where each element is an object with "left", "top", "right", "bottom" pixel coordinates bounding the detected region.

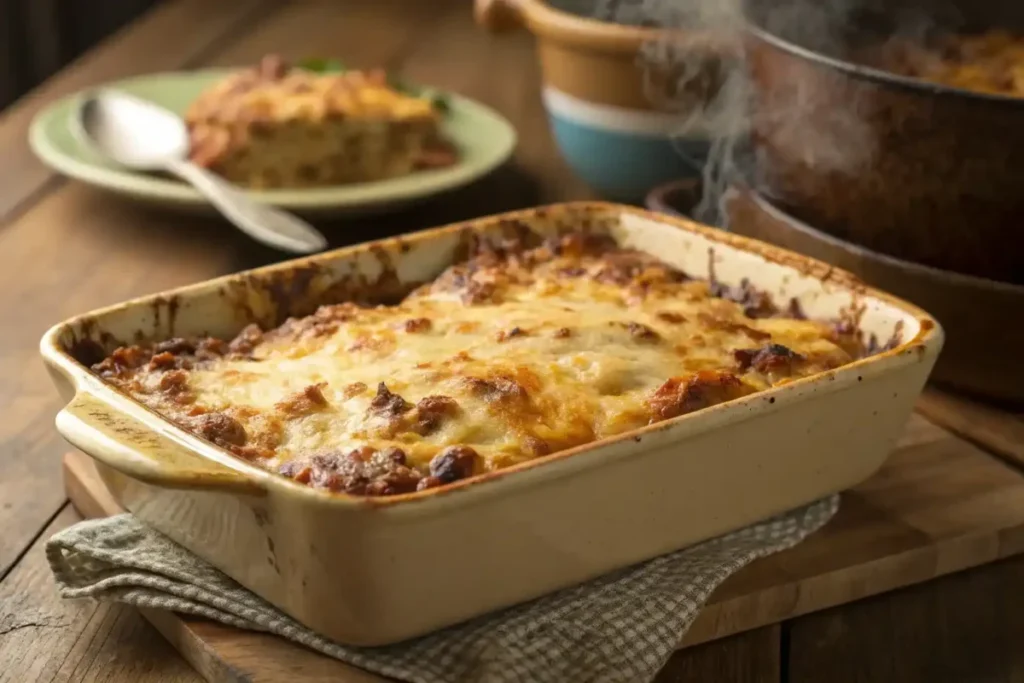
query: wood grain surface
[
  {"left": 917, "top": 388, "right": 1024, "bottom": 472},
  {"left": 60, "top": 407, "right": 1024, "bottom": 682},
  {"left": 0, "top": 506, "right": 202, "bottom": 683},
  {"left": 786, "top": 556, "right": 1024, "bottom": 683},
  {"left": 1, "top": 1, "right": 1021, "bottom": 682}
]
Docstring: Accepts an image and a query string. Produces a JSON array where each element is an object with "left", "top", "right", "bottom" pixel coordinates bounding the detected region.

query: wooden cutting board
[
  {"left": 63, "top": 411, "right": 1024, "bottom": 683},
  {"left": 918, "top": 388, "right": 1024, "bottom": 471}
]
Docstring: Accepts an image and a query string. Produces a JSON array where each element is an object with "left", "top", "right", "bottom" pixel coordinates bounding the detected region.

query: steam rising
[
  {"left": 568, "top": 0, "right": 957, "bottom": 225},
  {"left": 593, "top": 0, "right": 749, "bottom": 223}
]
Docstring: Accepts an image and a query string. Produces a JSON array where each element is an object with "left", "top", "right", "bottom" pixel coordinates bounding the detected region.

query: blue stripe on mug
[{"left": 541, "top": 87, "right": 710, "bottom": 202}]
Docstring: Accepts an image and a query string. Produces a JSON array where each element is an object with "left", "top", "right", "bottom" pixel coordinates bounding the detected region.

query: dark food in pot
[
  {"left": 863, "top": 30, "right": 1024, "bottom": 97},
  {"left": 747, "top": 5, "right": 1024, "bottom": 285}
]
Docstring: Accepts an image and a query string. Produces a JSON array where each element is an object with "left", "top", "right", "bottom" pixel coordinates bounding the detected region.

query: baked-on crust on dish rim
[{"left": 90, "top": 230, "right": 878, "bottom": 497}]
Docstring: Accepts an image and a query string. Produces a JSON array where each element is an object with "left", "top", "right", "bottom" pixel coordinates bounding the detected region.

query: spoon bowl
[
  {"left": 77, "top": 92, "right": 190, "bottom": 169},
  {"left": 74, "top": 90, "right": 328, "bottom": 255}
]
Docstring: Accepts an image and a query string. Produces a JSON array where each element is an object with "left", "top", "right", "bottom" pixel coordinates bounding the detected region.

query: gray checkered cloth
[{"left": 46, "top": 497, "right": 837, "bottom": 683}]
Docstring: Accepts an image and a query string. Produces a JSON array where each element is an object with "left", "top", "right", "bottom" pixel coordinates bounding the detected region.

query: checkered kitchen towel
[{"left": 46, "top": 496, "right": 836, "bottom": 683}]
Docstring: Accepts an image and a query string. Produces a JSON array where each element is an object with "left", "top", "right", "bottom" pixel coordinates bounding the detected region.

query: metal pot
[{"left": 744, "top": 0, "right": 1024, "bottom": 284}]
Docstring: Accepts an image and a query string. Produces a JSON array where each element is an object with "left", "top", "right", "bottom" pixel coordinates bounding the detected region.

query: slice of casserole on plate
[{"left": 184, "top": 55, "right": 457, "bottom": 189}]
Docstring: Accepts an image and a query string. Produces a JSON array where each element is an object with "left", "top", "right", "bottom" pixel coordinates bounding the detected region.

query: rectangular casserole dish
[{"left": 40, "top": 202, "right": 943, "bottom": 646}]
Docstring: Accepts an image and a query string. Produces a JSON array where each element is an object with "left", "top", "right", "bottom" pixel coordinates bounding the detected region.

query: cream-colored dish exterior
[{"left": 41, "top": 203, "right": 942, "bottom": 646}]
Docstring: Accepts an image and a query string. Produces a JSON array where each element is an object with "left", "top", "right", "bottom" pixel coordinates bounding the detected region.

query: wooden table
[{"left": 2, "top": 2, "right": 1023, "bottom": 682}]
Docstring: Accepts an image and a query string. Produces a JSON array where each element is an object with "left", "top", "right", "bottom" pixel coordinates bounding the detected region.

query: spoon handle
[{"left": 166, "top": 159, "right": 328, "bottom": 254}]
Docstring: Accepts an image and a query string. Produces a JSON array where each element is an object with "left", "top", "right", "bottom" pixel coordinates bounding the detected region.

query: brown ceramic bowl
[
  {"left": 718, "top": 182, "right": 1024, "bottom": 403},
  {"left": 643, "top": 177, "right": 704, "bottom": 218},
  {"left": 744, "top": 0, "right": 1024, "bottom": 284}
]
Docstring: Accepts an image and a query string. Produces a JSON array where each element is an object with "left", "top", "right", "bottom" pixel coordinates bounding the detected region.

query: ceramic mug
[{"left": 475, "top": 0, "right": 726, "bottom": 202}]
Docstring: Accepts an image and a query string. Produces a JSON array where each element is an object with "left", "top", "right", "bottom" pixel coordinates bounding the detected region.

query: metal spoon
[{"left": 75, "top": 90, "right": 328, "bottom": 254}]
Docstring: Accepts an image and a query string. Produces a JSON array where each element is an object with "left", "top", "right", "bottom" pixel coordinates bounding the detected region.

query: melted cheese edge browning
[{"left": 93, "top": 233, "right": 858, "bottom": 496}]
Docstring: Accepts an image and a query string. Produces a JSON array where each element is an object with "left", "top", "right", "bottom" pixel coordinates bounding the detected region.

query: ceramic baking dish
[{"left": 41, "top": 202, "right": 942, "bottom": 646}]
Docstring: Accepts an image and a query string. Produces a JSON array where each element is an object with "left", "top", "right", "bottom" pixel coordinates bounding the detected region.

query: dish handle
[
  {"left": 56, "top": 391, "right": 264, "bottom": 496},
  {"left": 474, "top": 0, "right": 527, "bottom": 33}
]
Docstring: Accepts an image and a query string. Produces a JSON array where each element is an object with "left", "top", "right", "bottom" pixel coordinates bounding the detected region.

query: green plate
[{"left": 29, "top": 70, "right": 517, "bottom": 217}]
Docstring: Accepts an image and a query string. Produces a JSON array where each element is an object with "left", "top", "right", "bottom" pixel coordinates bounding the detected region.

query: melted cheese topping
[{"left": 94, "top": 233, "right": 858, "bottom": 496}]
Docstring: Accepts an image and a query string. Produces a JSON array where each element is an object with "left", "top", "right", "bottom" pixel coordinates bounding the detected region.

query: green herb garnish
[
  {"left": 299, "top": 59, "right": 451, "bottom": 115},
  {"left": 428, "top": 92, "right": 451, "bottom": 114},
  {"left": 297, "top": 57, "right": 347, "bottom": 73},
  {"left": 387, "top": 74, "right": 451, "bottom": 114}
]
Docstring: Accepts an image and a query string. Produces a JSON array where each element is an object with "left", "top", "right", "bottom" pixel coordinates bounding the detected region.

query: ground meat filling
[
  {"left": 368, "top": 382, "right": 411, "bottom": 417},
  {"left": 275, "top": 383, "right": 329, "bottom": 417},
  {"left": 620, "top": 321, "right": 660, "bottom": 342},
  {"left": 279, "top": 446, "right": 422, "bottom": 496},
  {"left": 182, "top": 412, "right": 247, "bottom": 448},
  {"left": 426, "top": 445, "right": 480, "bottom": 487},
  {"left": 276, "top": 443, "right": 483, "bottom": 495},
  {"left": 647, "top": 371, "right": 756, "bottom": 423},
  {"left": 496, "top": 326, "right": 527, "bottom": 342},
  {"left": 734, "top": 344, "right": 806, "bottom": 377},
  {"left": 412, "top": 395, "right": 459, "bottom": 435},
  {"left": 404, "top": 317, "right": 432, "bottom": 333},
  {"left": 228, "top": 324, "right": 263, "bottom": 356},
  {"left": 93, "top": 346, "right": 148, "bottom": 378}
]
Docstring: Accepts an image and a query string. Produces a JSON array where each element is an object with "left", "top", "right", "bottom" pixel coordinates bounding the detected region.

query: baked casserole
[
  {"left": 92, "top": 230, "right": 868, "bottom": 497},
  {"left": 46, "top": 203, "right": 941, "bottom": 645},
  {"left": 185, "top": 55, "right": 458, "bottom": 189}
]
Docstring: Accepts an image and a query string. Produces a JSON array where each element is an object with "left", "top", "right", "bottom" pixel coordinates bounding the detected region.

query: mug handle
[{"left": 474, "top": 0, "right": 527, "bottom": 33}]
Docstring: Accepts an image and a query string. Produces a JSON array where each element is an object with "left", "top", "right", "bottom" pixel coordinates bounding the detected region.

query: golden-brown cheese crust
[
  {"left": 185, "top": 55, "right": 456, "bottom": 189},
  {"left": 93, "top": 232, "right": 863, "bottom": 497}
]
